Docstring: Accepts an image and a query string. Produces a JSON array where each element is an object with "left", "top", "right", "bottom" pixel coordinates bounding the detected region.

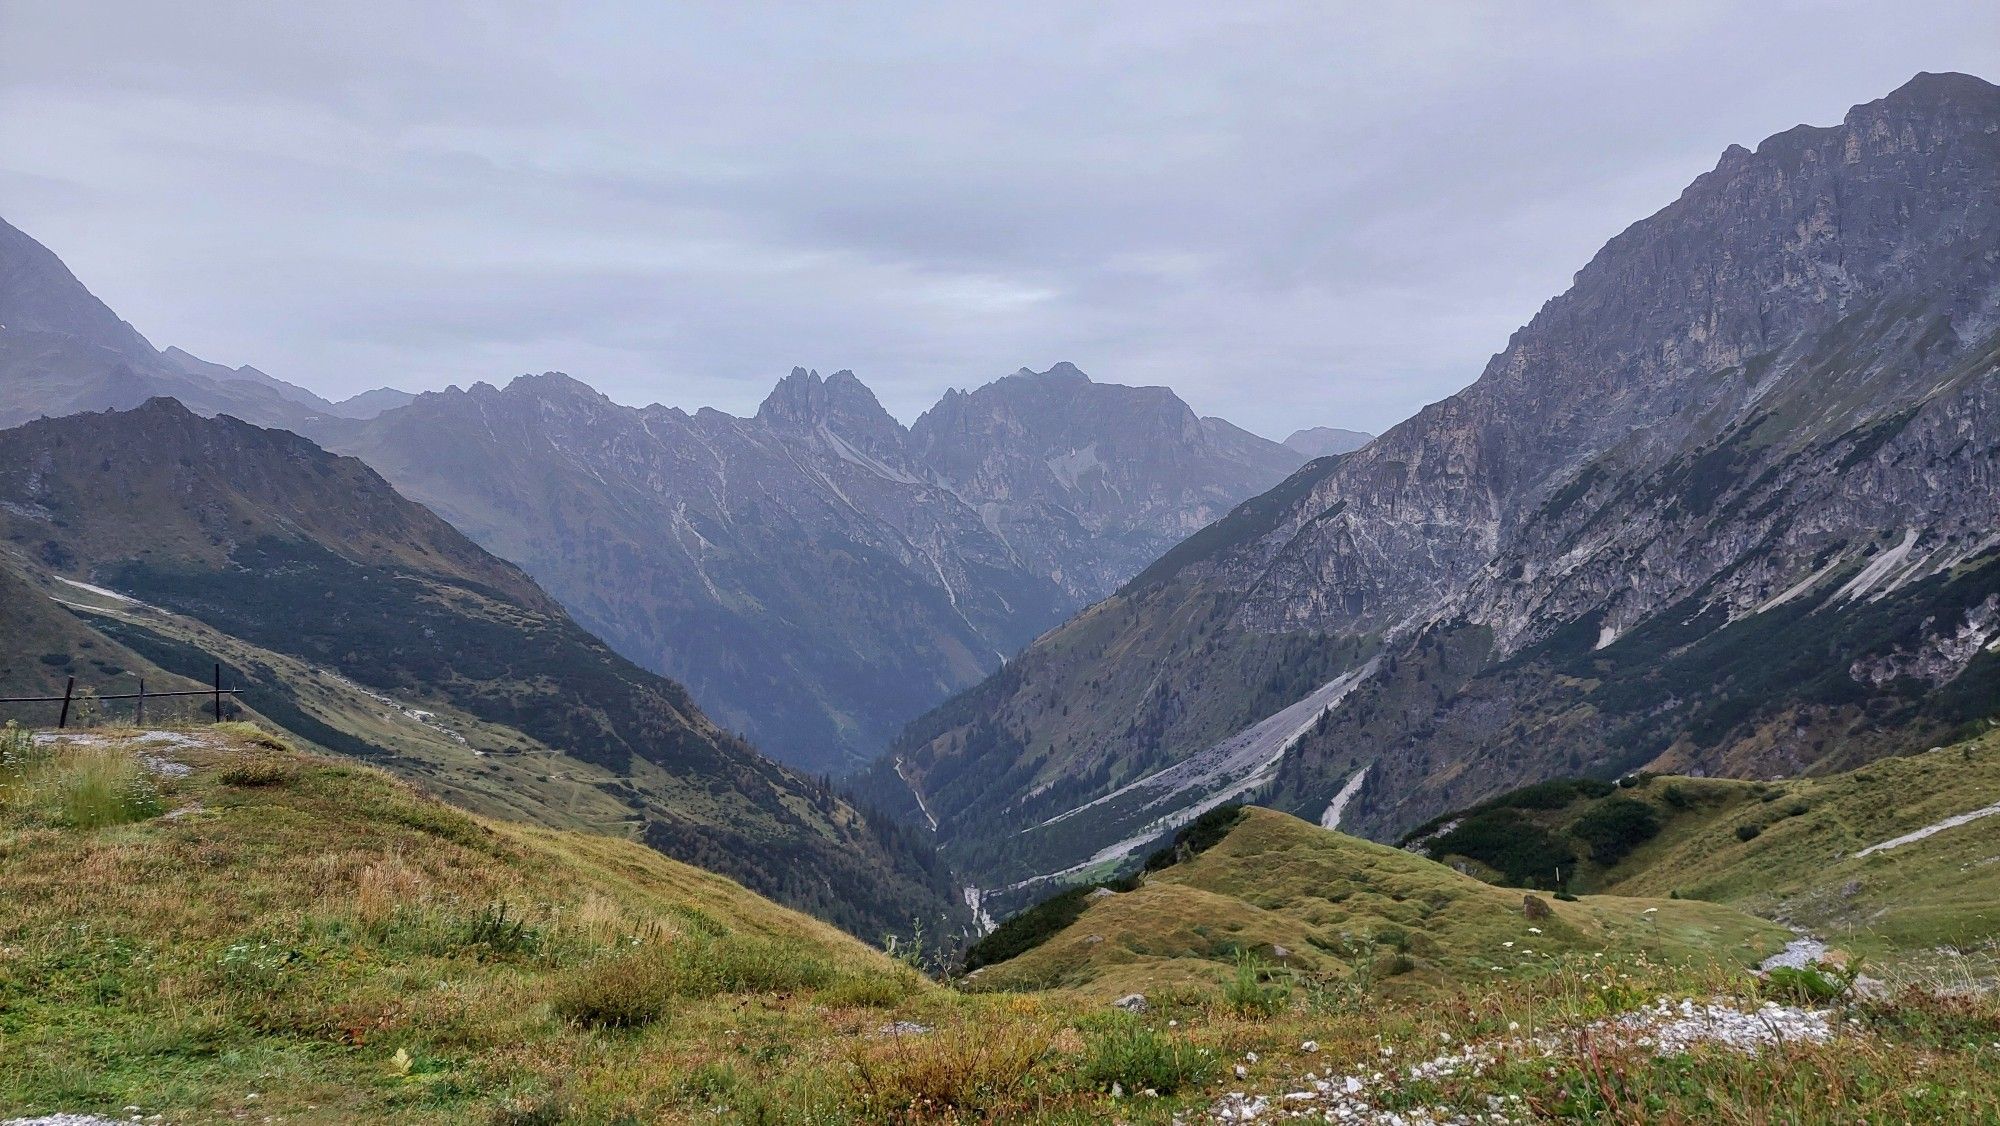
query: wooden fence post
[
  {"left": 136, "top": 679, "right": 146, "bottom": 726},
  {"left": 212, "top": 664, "right": 222, "bottom": 723},
  {"left": 57, "top": 677, "right": 75, "bottom": 729}
]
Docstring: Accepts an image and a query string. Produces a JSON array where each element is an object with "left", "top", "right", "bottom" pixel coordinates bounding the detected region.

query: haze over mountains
[
  {"left": 306, "top": 363, "right": 1308, "bottom": 773},
  {"left": 0, "top": 218, "right": 409, "bottom": 431},
  {"left": 0, "top": 212, "right": 1346, "bottom": 774},
  {"left": 867, "top": 72, "right": 2000, "bottom": 908}
]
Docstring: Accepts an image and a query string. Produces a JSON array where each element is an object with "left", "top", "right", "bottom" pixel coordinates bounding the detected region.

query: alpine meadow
[{"left": 2, "top": 7, "right": 1997, "bottom": 1124}]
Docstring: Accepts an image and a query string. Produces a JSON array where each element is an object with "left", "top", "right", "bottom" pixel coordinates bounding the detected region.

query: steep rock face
[
  {"left": 313, "top": 365, "right": 1304, "bottom": 774},
  {"left": 0, "top": 400, "right": 961, "bottom": 939},
  {"left": 874, "top": 73, "right": 2000, "bottom": 898},
  {"left": 910, "top": 363, "right": 1308, "bottom": 598}
]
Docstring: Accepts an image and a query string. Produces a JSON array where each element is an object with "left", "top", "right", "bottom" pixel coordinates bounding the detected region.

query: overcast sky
[{"left": 2, "top": 3, "right": 1995, "bottom": 437}]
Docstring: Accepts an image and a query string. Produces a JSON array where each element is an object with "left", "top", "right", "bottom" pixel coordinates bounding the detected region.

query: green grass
[
  {"left": 0, "top": 721, "right": 164, "bottom": 828},
  {"left": 3, "top": 727, "right": 1996, "bottom": 1123},
  {"left": 1423, "top": 727, "right": 2000, "bottom": 963},
  {"left": 968, "top": 808, "right": 1789, "bottom": 998}
]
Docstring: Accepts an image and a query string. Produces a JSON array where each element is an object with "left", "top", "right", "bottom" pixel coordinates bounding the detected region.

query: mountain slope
[
  {"left": 309, "top": 364, "right": 1304, "bottom": 773},
  {"left": 871, "top": 72, "right": 2000, "bottom": 901},
  {"left": 0, "top": 216, "right": 404, "bottom": 430},
  {"left": 966, "top": 808, "right": 1785, "bottom": 998},
  {"left": 0, "top": 399, "right": 961, "bottom": 940},
  {"left": 1411, "top": 727, "right": 2000, "bottom": 960},
  {"left": 0, "top": 725, "right": 933, "bottom": 1122}
]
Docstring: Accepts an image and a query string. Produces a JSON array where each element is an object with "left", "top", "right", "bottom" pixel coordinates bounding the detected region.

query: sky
[{"left": 2, "top": 3, "right": 1996, "bottom": 438}]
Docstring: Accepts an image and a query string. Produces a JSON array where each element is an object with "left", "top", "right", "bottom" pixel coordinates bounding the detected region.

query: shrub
[
  {"left": 1430, "top": 809, "right": 1578, "bottom": 887},
  {"left": 1223, "top": 950, "right": 1290, "bottom": 1016},
  {"left": 1783, "top": 801, "right": 1810, "bottom": 818},
  {"left": 1661, "top": 784, "right": 1693, "bottom": 809},
  {"left": 1763, "top": 963, "right": 1854, "bottom": 1004},
  {"left": 1735, "top": 823, "right": 1763, "bottom": 842},
  {"left": 554, "top": 935, "right": 835, "bottom": 1028},
  {"left": 219, "top": 756, "right": 299, "bottom": 787},
  {"left": 1568, "top": 797, "right": 1661, "bottom": 866},
  {"left": 1079, "top": 1023, "right": 1218, "bottom": 1094},
  {"left": 845, "top": 1025, "right": 1052, "bottom": 1119},
  {"left": 462, "top": 902, "right": 541, "bottom": 958}
]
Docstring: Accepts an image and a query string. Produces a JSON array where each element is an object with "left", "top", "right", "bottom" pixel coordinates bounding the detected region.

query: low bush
[
  {"left": 553, "top": 934, "right": 836, "bottom": 1028},
  {"left": 1078, "top": 1023, "right": 1218, "bottom": 1094},
  {"left": 1735, "top": 823, "right": 1763, "bottom": 842},
  {"left": 219, "top": 756, "right": 298, "bottom": 787},
  {"left": 0, "top": 725, "right": 163, "bottom": 829},
  {"left": 1223, "top": 950, "right": 1290, "bottom": 1016},
  {"left": 461, "top": 902, "right": 541, "bottom": 958},
  {"left": 845, "top": 1025, "right": 1052, "bottom": 1120},
  {"left": 1763, "top": 962, "right": 1855, "bottom": 1004}
]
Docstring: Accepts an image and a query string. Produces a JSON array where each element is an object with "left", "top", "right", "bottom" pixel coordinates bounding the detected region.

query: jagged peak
[{"left": 756, "top": 366, "right": 899, "bottom": 435}]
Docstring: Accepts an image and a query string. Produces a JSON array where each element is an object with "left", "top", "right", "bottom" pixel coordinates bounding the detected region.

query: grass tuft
[{"left": 0, "top": 722, "right": 164, "bottom": 828}]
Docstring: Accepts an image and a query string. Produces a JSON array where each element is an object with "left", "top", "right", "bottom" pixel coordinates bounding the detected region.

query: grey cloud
[{"left": 2, "top": 1, "right": 1995, "bottom": 435}]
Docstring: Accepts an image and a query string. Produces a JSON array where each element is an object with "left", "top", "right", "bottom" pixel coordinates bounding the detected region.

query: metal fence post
[
  {"left": 57, "top": 677, "right": 75, "bottom": 729},
  {"left": 212, "top": 664, "right": 222, "bottom": 723},
  {"left": 136, "top": 678, "right": 146, "bottom": 726}
]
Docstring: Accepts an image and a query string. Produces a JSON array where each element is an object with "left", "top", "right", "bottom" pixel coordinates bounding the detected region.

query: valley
[{"left": 1, "top": 51, "right": 1997, "bottom": 1125}]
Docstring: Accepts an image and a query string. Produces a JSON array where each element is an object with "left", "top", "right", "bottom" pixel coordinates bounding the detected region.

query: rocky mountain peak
[
  {"left": 755, "top": 366, "right": 907, "bottom": 454},
  {"left": 503, "top": 371, "right": 610, "bottom": 405}
]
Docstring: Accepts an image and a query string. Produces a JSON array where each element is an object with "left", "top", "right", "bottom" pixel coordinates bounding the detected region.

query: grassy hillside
[
  {"left": 1415, "top": 727, "right": 2000, "bottom": 963},
  {"left": 6, "top": 728, "right": 1996, "bottom": 1124},
  {"left": 0, "top": 400, "right": 962, "bottom": 942},
  {"left": 966, "top": 808, "right": 1787, "bottom": 999}
]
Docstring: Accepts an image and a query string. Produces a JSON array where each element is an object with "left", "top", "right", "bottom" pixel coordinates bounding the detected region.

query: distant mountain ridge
[
  {"left": 0, "top": 217, "right": 410, "bottom": 430},
  {"left": 1282, "top": 426, "right": 1372, "bottom": 457},
  {"left": 308, "top": 362, "right": 1310, "bottom": 772},
  {"left": 867, "top": 71, "right": 2000, "bottom": 905}
]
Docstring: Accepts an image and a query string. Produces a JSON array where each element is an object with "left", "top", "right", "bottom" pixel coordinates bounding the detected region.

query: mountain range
[
  {"left": 299, "top": 363, "right": 1309, "bottom": 772},
  {"left": 0, "top": 213, "right": 1342, "bottom": 775},
  {"left": 863, "top": 71, "right": 2000, "bottom": 911}
]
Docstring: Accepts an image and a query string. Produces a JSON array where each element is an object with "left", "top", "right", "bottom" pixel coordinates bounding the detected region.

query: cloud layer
[{"left": 3, "top": 2, "right": 1994, "bottom": 434}]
